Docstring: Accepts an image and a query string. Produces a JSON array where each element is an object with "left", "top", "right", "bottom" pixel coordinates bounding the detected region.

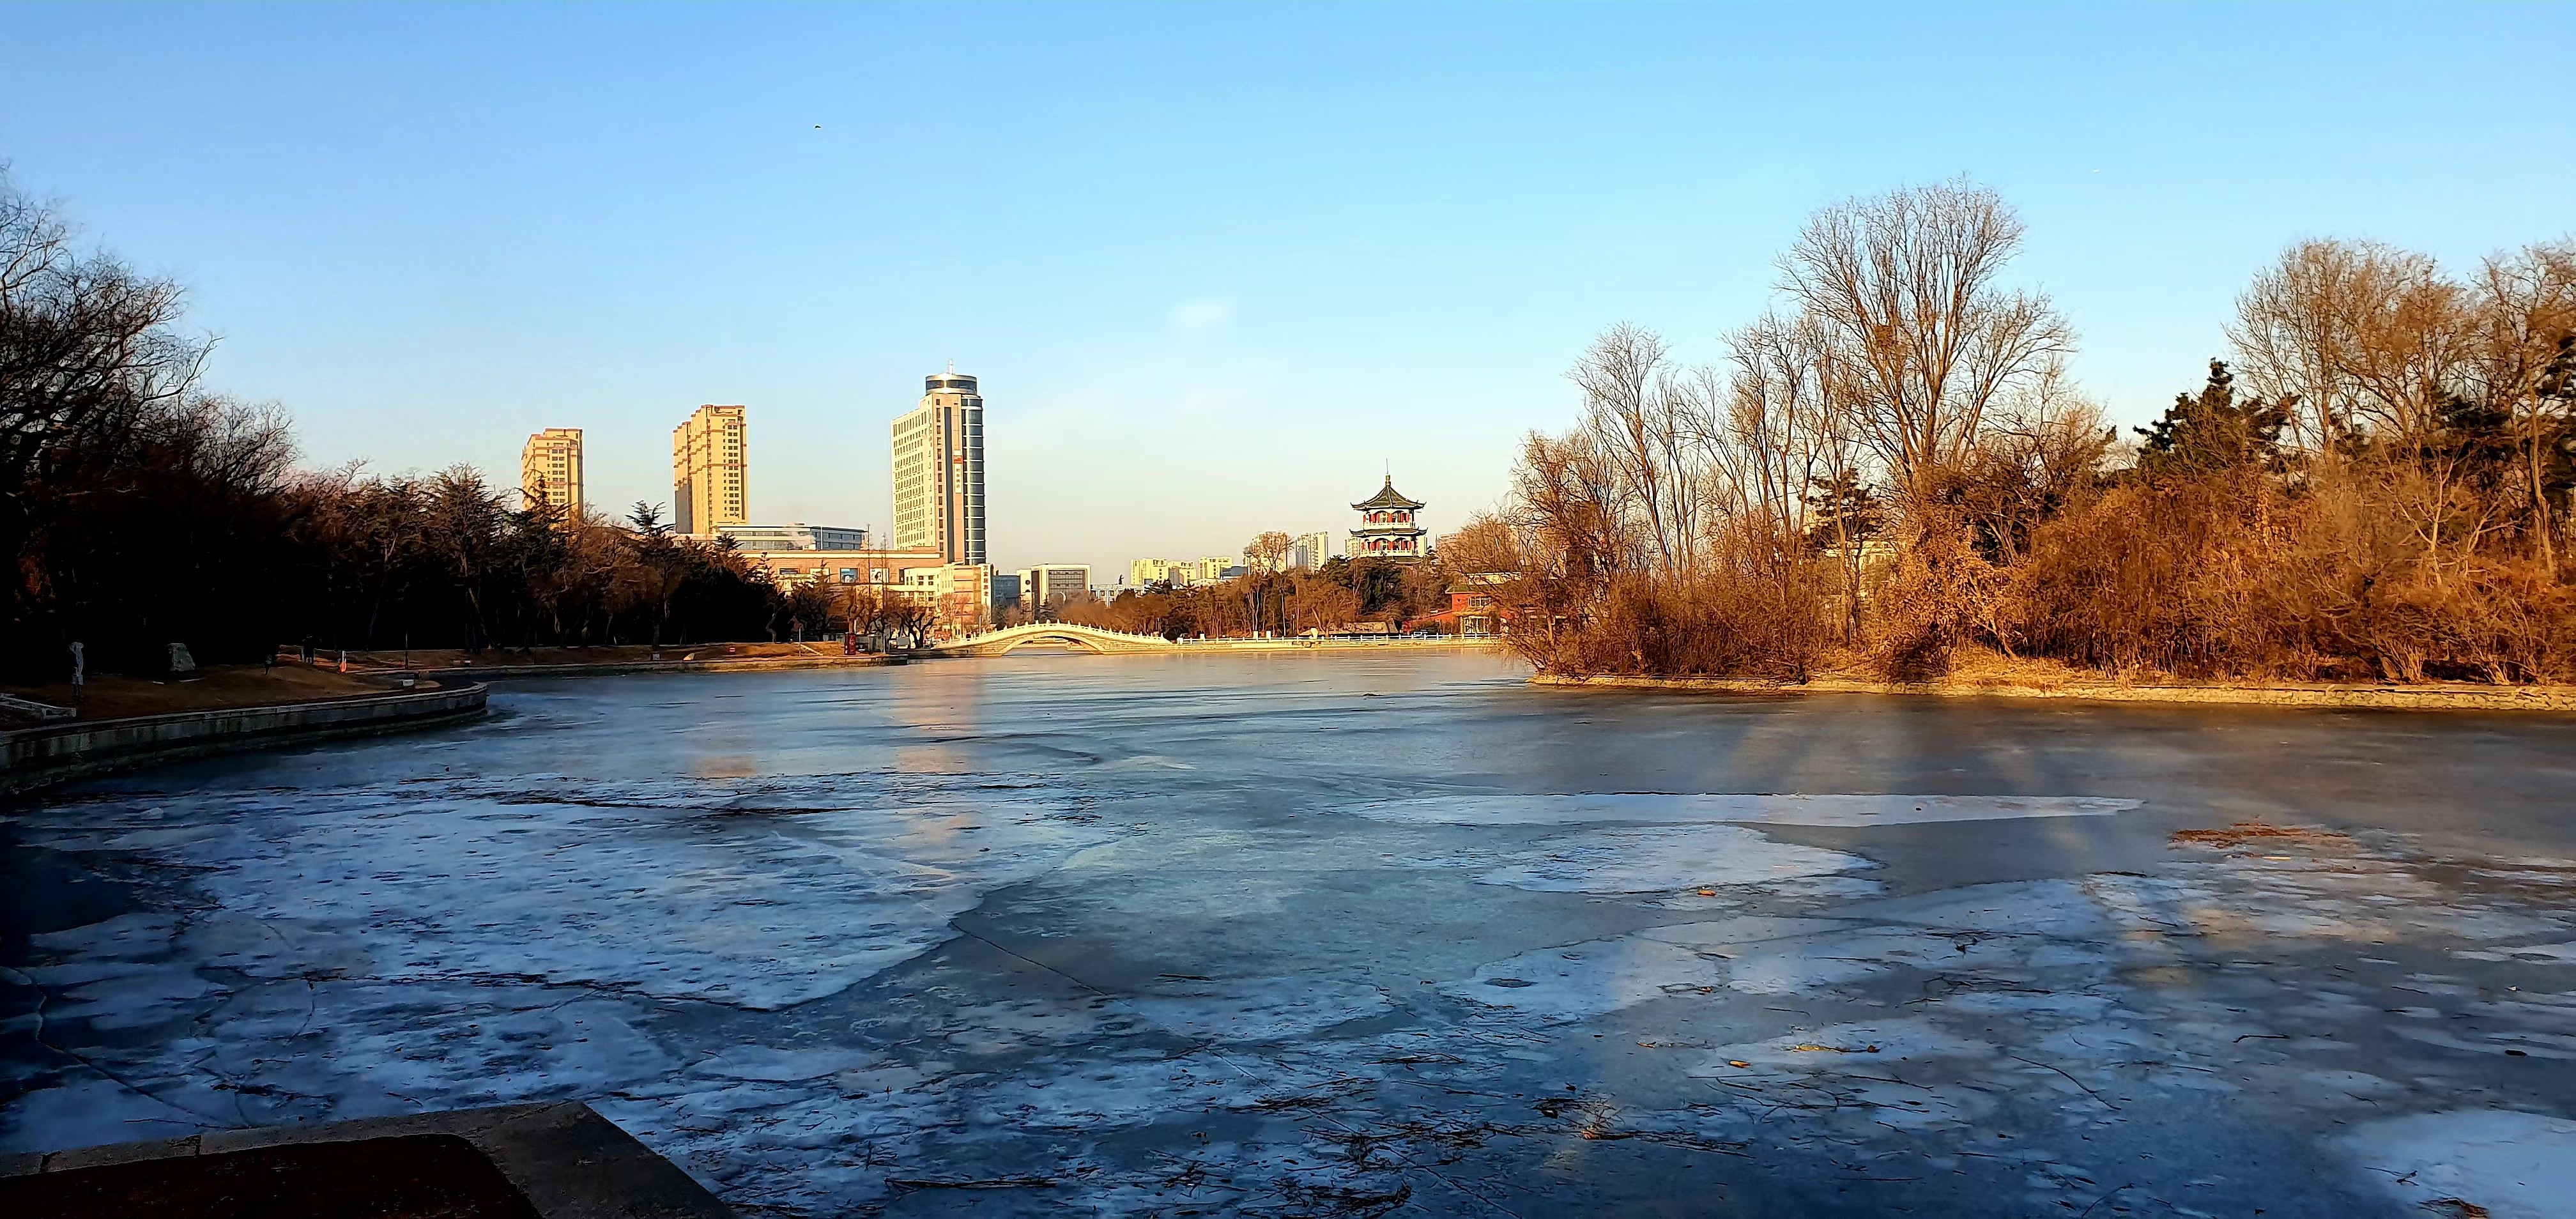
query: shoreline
[
  {"left": 413, "top": 653, "right": 903, "bottom": 680},
  {"left": 1, "top": 682, "right": 490, "bottom": 796},
  {"left": 1531, "top": 671, "right": 2576, "bottom": 713}
]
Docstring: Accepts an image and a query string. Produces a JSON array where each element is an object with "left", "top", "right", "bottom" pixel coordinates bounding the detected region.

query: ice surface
[
  {"left": 11, "top": 659, "right": 2576, "bottom": 1217},
  {"left": 1475, "top": 825, "right": 1871, "bottom": 893},
  {"left": 1442, "top": 937, "right": 1726, "bottom": 1020},
  {"left": 15, "top": 776, "right": 1118, "bottom": 1011},
  {"left": 1636, "top": 916, "right": 1863, "bottom": 947},
  {"left": 1355, "top": 793, "right": 2140, "bottom": 827},
  {"left": 2343, "top": 1110, "right": 2576, "bottom": 1219},
  {"left": 1126, "top": 976, "right": 1393, "bottom": 1041},
  {"left": 1694, "top": 1017, "right": 1995, "bottom": 1073},
  {"left": 2455, "top": 941, "right": 2576, "bottom": 963}
]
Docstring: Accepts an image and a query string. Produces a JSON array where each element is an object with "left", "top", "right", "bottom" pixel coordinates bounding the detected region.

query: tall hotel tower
[
  {"left": 519, "top": 427, "right": 584, "bottom": 518},
  {"left": 671, "top": 404, "right": 747, "bottom": 534},
  {"left": 891, "top": 369, "right": 985, "bottom": 565}
]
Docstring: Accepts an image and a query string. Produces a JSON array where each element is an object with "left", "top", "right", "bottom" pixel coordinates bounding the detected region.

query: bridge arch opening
[{"left": 987, "top": 630, "right": 1114, "bottom": 657}]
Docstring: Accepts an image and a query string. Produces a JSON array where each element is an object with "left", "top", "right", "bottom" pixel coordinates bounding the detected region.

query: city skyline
[{"left": 7, "top": 4, "right": 2570, "bottom": 576}]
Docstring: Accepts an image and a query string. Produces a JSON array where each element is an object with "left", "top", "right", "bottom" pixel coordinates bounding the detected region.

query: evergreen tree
[{"left": 2135, "top": 360, "right": 2291, "bottom": 479}]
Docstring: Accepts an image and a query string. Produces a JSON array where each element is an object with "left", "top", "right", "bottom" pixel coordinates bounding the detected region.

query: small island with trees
[{"left": 1447, "top": 180, "right": 2575, "bottom": 708}]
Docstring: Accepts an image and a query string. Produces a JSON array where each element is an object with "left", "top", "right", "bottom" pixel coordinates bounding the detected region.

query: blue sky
[{"left": 6, "top": 2, "right": 2570, "bottom": 574}]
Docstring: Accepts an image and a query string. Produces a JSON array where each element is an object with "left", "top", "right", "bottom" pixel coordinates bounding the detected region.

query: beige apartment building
[
  {"left": 1128, "top": 556, "right": 1240, "bottom": 588},
  {"left": 1018, "top": 564, "right": 1091, "bottom": 610},
  {"left": 1289, "top": 530, "right": 1333, "bottom": 571},
  {"left": 519, "top": 427, "right": 584, "bottom": 518},
  {"left": 671, "top": 404, "right": 748, "bottom": 535},
  {"left": 728, "top": 546, "right": 992, "bottom": 634},
  {"left": 735, "top": 546, "right": 944, "bottom": 590},
  {"left": 891, "top": 370, "right": 986, "bottom": 566}
]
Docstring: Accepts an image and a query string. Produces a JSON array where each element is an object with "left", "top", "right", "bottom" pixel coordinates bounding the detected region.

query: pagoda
[{"left": 1347, "top": 475, "right": 1428, "bottom": 561}]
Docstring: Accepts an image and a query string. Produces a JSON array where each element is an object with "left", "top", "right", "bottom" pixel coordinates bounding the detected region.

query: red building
[{"left": 1445, "top": 574, "right": 1511, "bottom": 637}]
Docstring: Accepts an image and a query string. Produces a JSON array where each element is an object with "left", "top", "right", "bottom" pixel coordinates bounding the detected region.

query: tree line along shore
[
  {"left": 0, "top": 169, "right": 1471, "bottom": 689},
  {"left": 1445, "top": 179, "right": 2575, "bottom": 695},
  {"left": 8, "top": 170, "right": 2571, "bottom": 698}
]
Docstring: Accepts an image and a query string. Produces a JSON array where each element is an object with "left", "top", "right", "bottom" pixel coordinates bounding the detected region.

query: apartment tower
[
  {"left": 519, "top": 427, "right": 585, "bottom": 518},
  {"left": 671, "top": 404, "right": 748, "bottom": 534},
  {"left": 891, "top": 370, "right": 985, "bottom": 565}
]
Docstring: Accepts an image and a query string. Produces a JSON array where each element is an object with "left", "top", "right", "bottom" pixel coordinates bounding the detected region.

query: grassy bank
[
  {"left": 1531, "top": 648, "right": 2576, "bottom": 712},
  {"left": 1, "top": 665, "right": 406, "bottom": 724}
]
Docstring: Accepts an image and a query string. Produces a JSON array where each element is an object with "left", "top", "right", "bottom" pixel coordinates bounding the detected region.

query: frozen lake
[{"left": 6, "top": 652, "right": 2575, "bottom": 1216}]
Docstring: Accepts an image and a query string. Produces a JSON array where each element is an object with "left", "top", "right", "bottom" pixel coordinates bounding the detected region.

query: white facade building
[{"left": 891, "top": 370, "right": 986, "bottom": 566}]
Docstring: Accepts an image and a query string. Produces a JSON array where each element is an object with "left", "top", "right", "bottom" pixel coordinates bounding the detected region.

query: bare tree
[
  {"left": 2227, "top": 239, "right": 2405, "bottom": 461},
  {"left": 1718, "top": 312, "right": 1874, "bottom": 636},
  {"left": 1779, "top": 179, "right": 2069, "bottom": 492},
  {"left": 2466, "top": 241, "right": 2576, "bottom": 564},
  {"left": 1571, "top": 324, "right": 1704, "bottom": 574}
]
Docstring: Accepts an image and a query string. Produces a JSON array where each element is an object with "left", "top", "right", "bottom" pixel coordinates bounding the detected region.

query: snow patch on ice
[
  {"left": 1475, "top": 825, "right": 1871, "bottom": 894},
  {"left": 2343, "top": 1109, "right": 2576, "bottom": 1219}
]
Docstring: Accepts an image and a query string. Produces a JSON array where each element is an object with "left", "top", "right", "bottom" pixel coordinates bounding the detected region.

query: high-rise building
[
  {"left": 519, "top": 427, "right": 584, "bottom": 518},
  {"left": 672, "top": 404, "right": 748, "bottom": 535},
  {"left": 891, "top": 370, "right": 986, "bottom": 565},
  {"left": 1289, "top": 531, "right": 1333, "bottom": 571}
]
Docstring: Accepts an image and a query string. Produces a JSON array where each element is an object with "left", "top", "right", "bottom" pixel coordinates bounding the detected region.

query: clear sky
[{"left": 6, "top": 3, "right": 2570, "bottom": 576}]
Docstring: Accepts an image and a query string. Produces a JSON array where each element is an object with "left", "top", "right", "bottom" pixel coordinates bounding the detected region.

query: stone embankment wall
[{"left": 1, "top": 683, "right": 489, "bottom": 796}]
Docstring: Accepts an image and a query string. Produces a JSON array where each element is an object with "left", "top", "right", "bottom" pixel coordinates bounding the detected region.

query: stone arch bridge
[{"left": 924, "top": 623, "right": 1178, "bottom": 657}]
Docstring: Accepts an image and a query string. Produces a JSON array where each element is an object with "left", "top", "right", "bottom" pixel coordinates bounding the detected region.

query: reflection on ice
[{"left": 1355, "top": 792, "right": 2140, "bottom": 826}]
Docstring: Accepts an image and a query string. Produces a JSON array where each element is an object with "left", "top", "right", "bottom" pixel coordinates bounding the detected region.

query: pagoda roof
[{"left": 1352, "top": 477, "right": 1423, "bottom": 510}]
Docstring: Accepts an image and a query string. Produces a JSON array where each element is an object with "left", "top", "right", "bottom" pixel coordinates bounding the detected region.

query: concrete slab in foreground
[{"left": 0, "top": 1102, "right": 731, "bottom": 1218}]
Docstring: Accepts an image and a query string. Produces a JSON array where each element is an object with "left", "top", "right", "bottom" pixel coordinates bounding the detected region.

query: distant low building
[
  {"left": 716, "top": 523, "right": 870, "bottom": 551},
  {"left": 732, "top": 546, "right": 944, "bottom": 589},
  {"left": 1019, "top": 564, "right": 1091, "bottom": 611},
  {"left": 992, "top": 572, "right": 1022, "bottom": 612},
  {"left": 1128, "top": 556, "right": 1236, "bottom": 587},
  {"left": 903, "top": 563, "right": 996, "bottom": 632},
  {"left": 1448, "top": 574, "right": 1510, "bottom": 637}
]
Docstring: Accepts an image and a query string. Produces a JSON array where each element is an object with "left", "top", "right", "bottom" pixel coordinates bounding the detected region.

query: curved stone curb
[
  {"left": 415, "top": 654, "right": 901, "bottom": 680},
  {"left": 1531, "top": 672, "right": 2576, "bottom": 713},
  {"left": 0, "top": 682, "right": 489, "bottom": 797},
  {"left": 0, "top": 1101, "right": 732, "bottom": 1217}
]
